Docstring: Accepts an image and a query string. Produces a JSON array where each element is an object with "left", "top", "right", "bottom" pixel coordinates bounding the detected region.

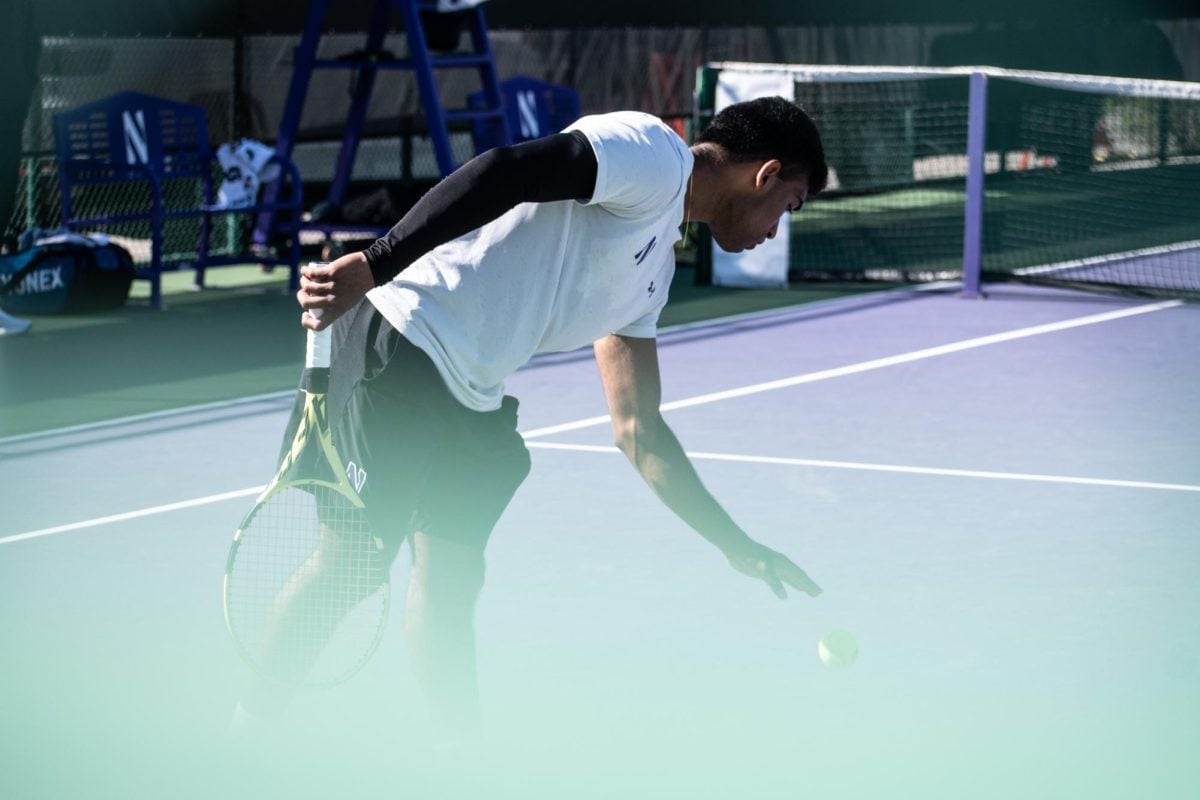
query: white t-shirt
[{"left": 367, "top": 111, "right": 693, "bottom": 411}]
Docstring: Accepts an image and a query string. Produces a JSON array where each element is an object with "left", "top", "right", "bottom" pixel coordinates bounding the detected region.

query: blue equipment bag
[{"left": 0, "top": 237, "right": 135, "bottom": 315}]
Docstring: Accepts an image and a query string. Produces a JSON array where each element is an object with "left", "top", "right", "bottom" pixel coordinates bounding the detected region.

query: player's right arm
[
  {"left": 298, "top": 132, "right": 598, "bottom": 329},
  {"left": 594, "top": 333, "right": 822, "bottom": 599}
]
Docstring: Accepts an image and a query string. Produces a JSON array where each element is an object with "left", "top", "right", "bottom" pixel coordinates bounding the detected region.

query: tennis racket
[{"left": 223, "top": 321, "right": 389, "bottom": 688}]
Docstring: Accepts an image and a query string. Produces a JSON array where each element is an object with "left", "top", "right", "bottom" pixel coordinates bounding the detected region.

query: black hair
[{"left": 696, "top": 96, "right": 828, "bottom": 194}]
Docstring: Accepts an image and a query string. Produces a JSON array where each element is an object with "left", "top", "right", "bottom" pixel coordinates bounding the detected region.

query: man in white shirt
[{"left": 242, "top": 97, "right": 828, "bottom": 740}]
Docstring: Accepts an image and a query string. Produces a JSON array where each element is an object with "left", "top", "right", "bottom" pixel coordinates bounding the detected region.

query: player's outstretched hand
[
  {"left": 726, "top": 539, "right": 822, "bottom": 599},
  {"left": 298, "top": 254, "right": 374, "bottom": 330}
]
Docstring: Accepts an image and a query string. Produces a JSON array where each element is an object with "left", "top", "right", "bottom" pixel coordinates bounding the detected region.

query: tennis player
[{"left": 239, "top": 97, "right": 828, "bottom": 740}]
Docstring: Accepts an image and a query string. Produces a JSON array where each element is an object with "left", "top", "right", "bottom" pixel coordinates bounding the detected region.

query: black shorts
[{"left": 280, "top": 301, "right": 531, "bottom": 553}]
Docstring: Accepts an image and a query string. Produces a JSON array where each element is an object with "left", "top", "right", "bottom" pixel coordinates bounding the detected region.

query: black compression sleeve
[{"left": 362, "top": 130, "right": 597, "bottom": 285}]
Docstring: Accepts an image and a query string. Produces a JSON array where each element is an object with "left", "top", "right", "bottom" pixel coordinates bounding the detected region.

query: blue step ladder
[{"left": 255, "top": 0, "right": 510, "bottom": 244}]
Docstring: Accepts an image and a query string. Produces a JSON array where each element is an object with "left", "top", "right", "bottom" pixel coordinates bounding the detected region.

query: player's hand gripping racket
[{"left": 224, "top": 320, "right": 389, "bottom": 688}]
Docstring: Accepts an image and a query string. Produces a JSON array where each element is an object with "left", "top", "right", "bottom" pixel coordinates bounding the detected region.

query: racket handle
[
  {"left": 306, "top": 324, "right": 332, "bottom": 369},
  {"left": 304, "top": 261, "right": 331, "bottom": 368}
]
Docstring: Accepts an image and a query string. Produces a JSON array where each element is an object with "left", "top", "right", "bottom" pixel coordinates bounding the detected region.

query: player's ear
[{"left": 754, "top": 159, "right": 783, "bottom": 189}]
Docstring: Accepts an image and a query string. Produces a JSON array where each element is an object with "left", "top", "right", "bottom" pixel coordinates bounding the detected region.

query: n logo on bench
[
  {"left": 122, "top": 110, "right": 149, "bottom": 165},
  {"left": 516, "top": 90, "right": 539, "bottom": 139}
]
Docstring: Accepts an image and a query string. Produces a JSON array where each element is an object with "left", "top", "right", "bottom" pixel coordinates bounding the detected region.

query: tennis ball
[{"left": 818, "top": 629, "right": 859, "bottom": 668}]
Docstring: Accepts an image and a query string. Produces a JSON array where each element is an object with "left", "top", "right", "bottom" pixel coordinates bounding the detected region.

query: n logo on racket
[{"left": 346, "top": 461, "right": 368, "bottom": 493}]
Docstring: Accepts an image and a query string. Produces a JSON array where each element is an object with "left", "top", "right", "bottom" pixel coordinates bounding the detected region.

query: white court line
[
  {"left": 526, "top": 442, "right": 1200, "bottom": 494},
  {"left": 7, "top": 440, "right": 1195, "bottom": 548},
  {"left": 1014, "top": 239, "right": 1200, "bottom": 278},
  {"left": 0, "top": 486, "right": 264, "bottom": 546},
  {"left": 521, "top": 299, "right": 1183, "bottom": 439},
  {"left": 0, "top": 282, "right": 940, "bottom": 449},
  {"left": 0, "top": 298, "right": 1186, "bottom": 546},
  {"left": 0, "top": 390, "right": 295, "bottom": 447}
]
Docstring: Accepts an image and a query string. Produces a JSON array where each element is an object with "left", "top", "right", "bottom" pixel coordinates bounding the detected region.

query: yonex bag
[{"left": 0, "top": 234, "right": 135, "bottom": 315}]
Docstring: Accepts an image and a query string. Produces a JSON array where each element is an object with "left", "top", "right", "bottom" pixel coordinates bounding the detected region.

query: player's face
[{"left": 710, "top": 161, "right": 809, "bottom": 253}]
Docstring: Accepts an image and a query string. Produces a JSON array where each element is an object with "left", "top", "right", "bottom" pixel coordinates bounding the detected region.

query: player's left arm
[
  {"left": 593, "top": 334, "right": 822, "bottom": 599},
  {"left": 299, "top": 132, "right": 598, "bottom": 330}
]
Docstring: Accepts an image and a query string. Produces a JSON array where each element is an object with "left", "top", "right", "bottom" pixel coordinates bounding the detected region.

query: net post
[{"left": 961, "top": 70, "right": 988, "bottom": 299}]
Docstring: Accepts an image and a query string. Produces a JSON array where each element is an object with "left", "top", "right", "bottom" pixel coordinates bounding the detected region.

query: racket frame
[{"left": 223, "top": 328, "right": 390, "bottom": 688}]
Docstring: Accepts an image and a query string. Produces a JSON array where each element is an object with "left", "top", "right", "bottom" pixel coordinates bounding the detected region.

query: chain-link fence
[
  {"left": 5, "top": 23, "right": 956, "bottom": 240},
  {"left": 15, "top": 37, "right": 248, "bottom": 262},
  {"left": 8, "top": 20, "right": 1197, "bottom": 244}
]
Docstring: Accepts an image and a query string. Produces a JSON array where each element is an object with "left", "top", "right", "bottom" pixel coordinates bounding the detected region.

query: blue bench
[{"left": 54, "top": 92, "right": 303, "bottom": 308}]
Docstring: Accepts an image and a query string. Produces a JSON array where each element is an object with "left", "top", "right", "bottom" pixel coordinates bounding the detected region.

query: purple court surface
[{"left": 2, "top": 284, "right": 1198, "bottom": 799}]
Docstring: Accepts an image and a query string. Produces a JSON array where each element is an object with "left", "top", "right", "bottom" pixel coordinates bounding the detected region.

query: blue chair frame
[
  {"left": 469, "top": 76, "right": 581, "bottom": 152},
  {"left": 54, "top": 92, "right": 303, "bottom": 309}
]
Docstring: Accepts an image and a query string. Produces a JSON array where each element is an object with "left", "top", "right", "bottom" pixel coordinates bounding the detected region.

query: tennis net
[{"left": 699, "top": 64, "right": 1200, "bottom": 298}]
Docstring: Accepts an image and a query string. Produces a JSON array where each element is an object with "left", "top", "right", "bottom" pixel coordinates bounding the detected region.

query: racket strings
[{"left": 227, "top": 484, "right": 389, "bottom": 686}]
